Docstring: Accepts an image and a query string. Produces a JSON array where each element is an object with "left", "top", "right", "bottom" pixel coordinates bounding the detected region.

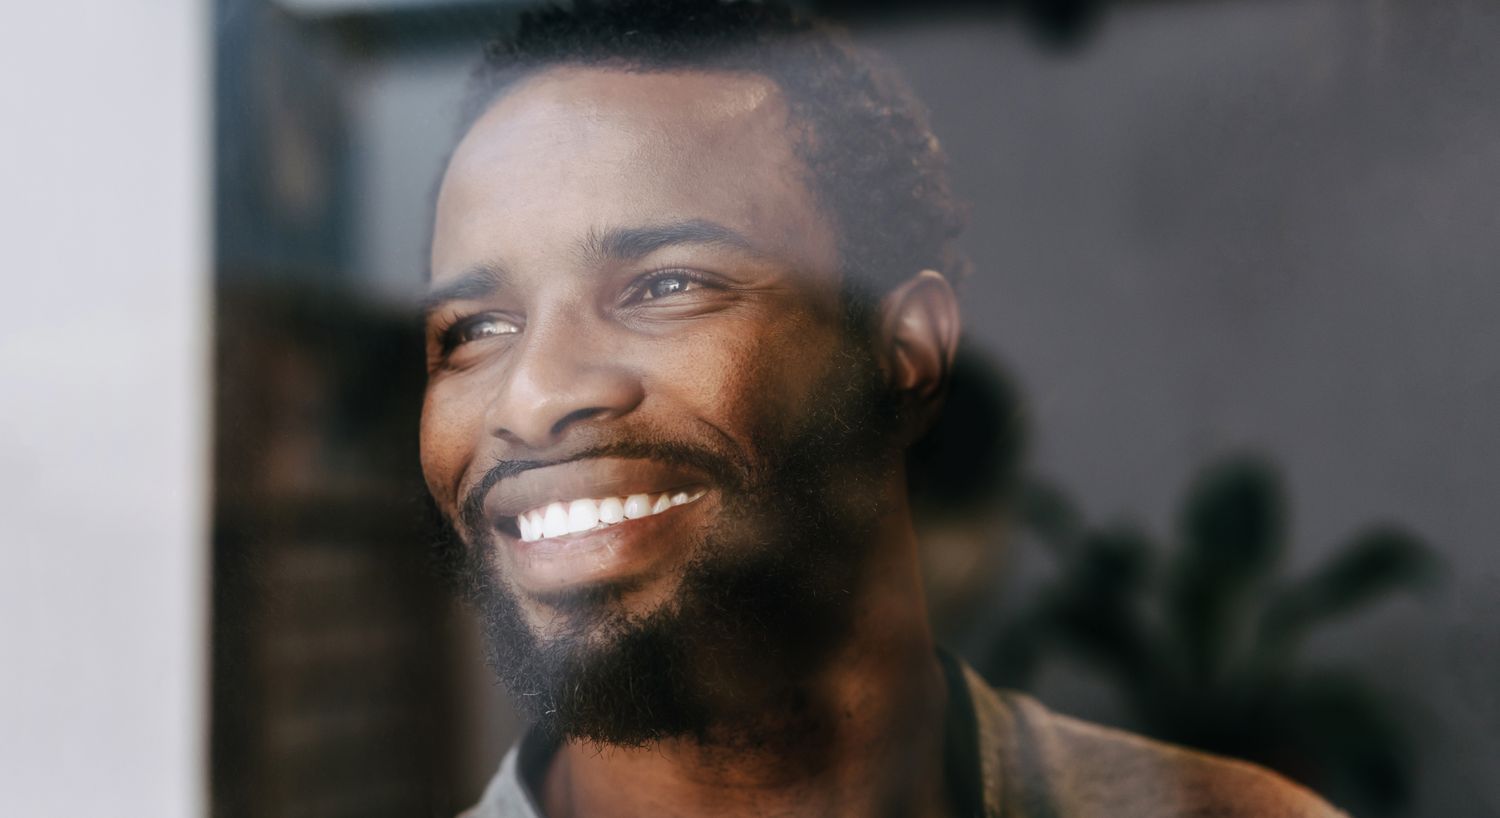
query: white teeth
[
  {"left": 542, "top": 503, "right": 570, "bottom": 538},
  {"left": 623, "top": 494, "right": 651, "bottom": 519},
  {"left": 568, "top": 499, "right": 600, "bottom": 533},
  {"left": 515, "top": 489, "right": 708, "bottom": 542}
]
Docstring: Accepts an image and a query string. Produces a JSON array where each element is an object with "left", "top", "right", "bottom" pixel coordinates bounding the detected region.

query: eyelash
[
  {"left": 437, "top": 312, "right": 519, "bottom": 354},
  {"left": 625, "top": 268, "right": 711, "bottom": 304}
]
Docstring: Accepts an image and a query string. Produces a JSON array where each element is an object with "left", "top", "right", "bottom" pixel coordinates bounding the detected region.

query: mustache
[{"left": 458, "top": 437, "right": 749, "bottom": 540}]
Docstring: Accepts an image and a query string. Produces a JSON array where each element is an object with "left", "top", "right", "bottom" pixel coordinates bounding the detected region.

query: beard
[{"left": 437, "top": 334, "right": 903, "bottom": 749}]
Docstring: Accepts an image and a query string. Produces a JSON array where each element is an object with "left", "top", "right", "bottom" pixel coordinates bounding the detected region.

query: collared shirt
[{"left": 461, "top": 656, "right": 1347, "bottom": 818}]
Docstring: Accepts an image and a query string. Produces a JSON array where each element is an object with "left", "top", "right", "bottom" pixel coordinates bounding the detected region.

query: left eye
[
  {"left": 642, "top": 274, "right": 697, "bottom": 300},
  {"left": 459, "top": 319, "right": 516, "bottom": 341},
  {"left": 443, "top": 313, "right": 521, "bottom": 351}
]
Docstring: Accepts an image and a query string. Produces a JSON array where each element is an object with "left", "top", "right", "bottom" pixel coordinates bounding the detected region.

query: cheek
[
  {"left": 647, "top": 312, "right": 840, "bottom": 442},
  {"left": 419, "top": 381, "right": 483, "bottom": 509}
]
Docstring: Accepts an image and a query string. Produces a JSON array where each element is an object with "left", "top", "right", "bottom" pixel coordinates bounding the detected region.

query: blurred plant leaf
[
  {"left": 1075, "top": 525, "right": 1152, "bottom": 596},
  {"left": 1176, "top": 455, "right": 1286, "bottom": 582},
  {"left": 1040, "top": 526, "right": 1157, "bottom": 686},
  {"left": 1019, "top": 477, "right": 1084, "bottom": 555},
  {"left": 985, "top": 450, "right": 1443, "bottom": 815},
  {"left": 1168, "top": 455, "right": 1286, "bottom": 681},
  {"left": 1260, "top": 526, "right": 1441, "bottom": 659},
  {"left": 1283, "top": 673, "right": 1416, "bottom": 817}
]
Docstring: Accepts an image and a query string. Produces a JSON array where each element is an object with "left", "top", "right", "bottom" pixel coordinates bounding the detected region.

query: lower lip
[{"left": 500, "top": 493, "right": 710, "bottom": 593}]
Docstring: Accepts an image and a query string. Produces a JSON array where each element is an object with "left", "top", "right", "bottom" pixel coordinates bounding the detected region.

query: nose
[{"left": 485, "top": 310, "right": 644, "bottom": 450}]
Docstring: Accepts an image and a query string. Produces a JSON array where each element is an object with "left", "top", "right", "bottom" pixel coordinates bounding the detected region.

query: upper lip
[{"left": 481, "top": 457, "right": 711, "bottom": 522}]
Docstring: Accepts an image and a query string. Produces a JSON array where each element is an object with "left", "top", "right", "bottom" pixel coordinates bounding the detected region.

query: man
[{"left": 419, "top": 1, "right": 1345, "bottom": 815}]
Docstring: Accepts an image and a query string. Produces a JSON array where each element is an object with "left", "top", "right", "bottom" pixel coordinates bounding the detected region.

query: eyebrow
[
  {"left": 584, "top": 219, "right": 765, "bottom": 264},
  {"left": 421, "top": 263, "right": 507, "bottom": 320}
]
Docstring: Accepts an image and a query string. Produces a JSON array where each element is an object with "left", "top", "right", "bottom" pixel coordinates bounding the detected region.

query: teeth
[
  {"left": 568, "top": 499, "right": 600, "bottom": 532},
  {"left": 623, "top": 494, "right": 651, "bottom": 519},
  {"left": 542, "top": 503, "right": 569, "bottom": 539},
  {"left": 514, "top": 489, "right": 706, "bottom": 542}
]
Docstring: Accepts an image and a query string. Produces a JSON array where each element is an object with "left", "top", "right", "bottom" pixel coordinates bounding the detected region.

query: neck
[{"left": 540, "top": 496, "right": 952, "bottom": 818}]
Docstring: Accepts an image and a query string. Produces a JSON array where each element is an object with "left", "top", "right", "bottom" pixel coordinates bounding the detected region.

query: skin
[{"left": 422, "top": 67, "right": 962, "bottom": 818}]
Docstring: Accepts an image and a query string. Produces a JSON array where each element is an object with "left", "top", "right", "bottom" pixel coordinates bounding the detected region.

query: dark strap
[
  {"left": 516, "top": 726, "right": 559, "bottom": 816},
  {"left": 939, "top": 650, "right": 987, "bottom": 818}
]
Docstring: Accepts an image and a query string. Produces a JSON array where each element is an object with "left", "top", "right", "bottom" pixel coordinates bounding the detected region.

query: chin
[{"left": 522, "top": 574, "right": 672, "bottom": 637}]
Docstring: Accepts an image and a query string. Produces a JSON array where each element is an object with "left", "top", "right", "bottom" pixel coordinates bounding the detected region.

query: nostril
[
  {"left": 489, "top": 361, "right": 645, "bottom": 447},
  {"left": 549, "top": 406, "right": 614, "bottom": 438}
]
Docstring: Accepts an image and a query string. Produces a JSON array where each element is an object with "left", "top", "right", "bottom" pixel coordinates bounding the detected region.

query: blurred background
[{"left": 4, "top": 0, "right": 1498, "bottom": 816}]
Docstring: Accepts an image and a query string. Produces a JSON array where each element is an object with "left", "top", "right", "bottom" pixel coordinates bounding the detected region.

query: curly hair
[{"left": 462, "top": 0, "right": 970, "bottom": 300}]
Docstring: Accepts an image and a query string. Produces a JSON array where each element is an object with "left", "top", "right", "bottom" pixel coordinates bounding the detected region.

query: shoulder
[
  {"left": 960, "top": 666, "right": 1347, "bottom": 818},
  {"left": 1019, "top": 699, "right": 1346, "bottom": 818}
]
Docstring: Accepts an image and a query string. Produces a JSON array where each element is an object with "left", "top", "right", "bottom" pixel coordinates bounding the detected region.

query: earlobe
[{"left": 879, "top": 270, "right": 961, "bottom": 404}]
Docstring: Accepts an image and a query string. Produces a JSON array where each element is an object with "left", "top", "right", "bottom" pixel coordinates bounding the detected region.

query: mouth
[
  {"left": 477, "top": 456, "right": 720, "bottom": 592},
  {"left": 506, "top": 487, "right": 709, "bottom": 543}
]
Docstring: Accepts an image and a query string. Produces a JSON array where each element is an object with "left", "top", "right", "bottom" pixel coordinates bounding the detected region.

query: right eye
[{"left": 443, "top": 313, "right": 521, "bottom": 351}]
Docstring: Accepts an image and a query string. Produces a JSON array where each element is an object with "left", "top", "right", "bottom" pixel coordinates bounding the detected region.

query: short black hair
[{"left": 462, "top": 0, "right": 970, "bottom": 299}]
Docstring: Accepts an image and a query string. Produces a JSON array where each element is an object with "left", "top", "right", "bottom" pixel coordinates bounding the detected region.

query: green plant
[{"left": 980, "top": 454, "right": 1442, "bottom": 816}]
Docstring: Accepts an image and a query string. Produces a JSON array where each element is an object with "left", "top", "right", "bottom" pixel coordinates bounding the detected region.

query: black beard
[{"left": 438, "top": 337, "right": 902, "bottom": 749}]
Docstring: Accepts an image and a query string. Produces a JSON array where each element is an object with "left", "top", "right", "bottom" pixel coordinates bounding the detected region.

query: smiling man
[{"left": 419, "top": 2, "right": 1345, "bottom": 817}]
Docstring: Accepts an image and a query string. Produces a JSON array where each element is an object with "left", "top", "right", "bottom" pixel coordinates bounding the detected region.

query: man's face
[{"left": 421, "top": 67, "right": 900, "bottom": 742}]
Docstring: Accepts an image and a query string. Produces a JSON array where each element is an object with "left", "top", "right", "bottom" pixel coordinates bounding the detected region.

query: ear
[{"left": 878, "top": 269, "right": 961, "bottom": 415}]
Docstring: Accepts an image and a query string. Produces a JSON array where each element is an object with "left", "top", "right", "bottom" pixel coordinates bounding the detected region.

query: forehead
[{"left": 432, "top": 66, "right": 839, "bottom": 279}]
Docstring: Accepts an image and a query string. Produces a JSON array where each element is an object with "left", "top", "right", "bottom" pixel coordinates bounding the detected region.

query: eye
[
  {"left": 443, "top": 313, "right": 521, "bottom": 351},
  {"left": 634, "top": 270, "right": 706, "bottom": 302}
]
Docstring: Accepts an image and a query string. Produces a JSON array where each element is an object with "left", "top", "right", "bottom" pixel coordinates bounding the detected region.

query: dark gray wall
[{"left": 866, "top": 3, "right": 1499, "bottom": 816}]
